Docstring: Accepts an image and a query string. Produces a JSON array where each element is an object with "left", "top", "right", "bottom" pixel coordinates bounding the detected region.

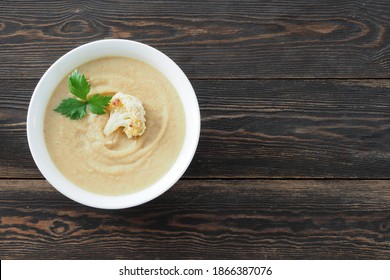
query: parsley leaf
[
  {"left": 54, "top": 70, "right": 112, "bottom": 120},
  {"left": 54, "top": 98, "right": 87, "bottom": 120},
  {"left": 88, "top": 94, "right": 112, "bottom": 115},
  {"left": 67, "top": 69, "right": 90, "bottom": 101}
]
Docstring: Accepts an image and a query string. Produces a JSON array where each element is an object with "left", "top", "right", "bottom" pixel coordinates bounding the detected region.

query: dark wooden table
[{"left": 1, "top": 0, "right": 389, "bottom": 259}]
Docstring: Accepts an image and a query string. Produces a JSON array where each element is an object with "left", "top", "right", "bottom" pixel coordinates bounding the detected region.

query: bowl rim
[{"left": 27, "top": 39, "right": 200, "bottom": 209}]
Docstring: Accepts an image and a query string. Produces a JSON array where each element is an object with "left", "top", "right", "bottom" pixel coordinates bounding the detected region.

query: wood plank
[
  {"left": 1, "top": 0, "right": 390, "bottom": 79},
  {"left": 1, "top": 79, "right": 389, "bottom": 179},
  {"left": 0, "top": 179, "right": 389, "bottom": 259},
  {"left": 193, "top": 79, "right": 390, "bottom": 179}
]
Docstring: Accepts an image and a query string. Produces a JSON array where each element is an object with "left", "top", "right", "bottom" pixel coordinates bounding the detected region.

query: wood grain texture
[
  {"left": 1, "top": 0, "right": 390, "bottom": 261},
  {"left": 1, "top": 0, "right": 390, "bottom": 79},
  {"left": 1, "top": 79, "right": 389, "bottom": 179},
  {"left": 0, "top": 179, "right": 389, "bottom": 259}
]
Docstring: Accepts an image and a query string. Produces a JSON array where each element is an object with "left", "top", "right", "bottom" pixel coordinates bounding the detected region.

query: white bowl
[{"left": 27, "top": 39, "right": 200, "bottom": 209}]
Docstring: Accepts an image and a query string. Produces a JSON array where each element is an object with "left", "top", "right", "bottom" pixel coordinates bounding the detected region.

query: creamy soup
[{"left": 44, "top": 57, "right": 186, "bottom": 195}]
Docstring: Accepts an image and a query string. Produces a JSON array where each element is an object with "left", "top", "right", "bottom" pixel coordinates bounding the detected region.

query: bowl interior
[{"left": 27, "top": 39, "right": 200, "bottom": 209}]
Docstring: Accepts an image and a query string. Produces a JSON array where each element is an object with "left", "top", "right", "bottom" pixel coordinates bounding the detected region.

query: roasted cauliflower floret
[{"left": 103, "top": 92, "right": 146, "bottom": 138}]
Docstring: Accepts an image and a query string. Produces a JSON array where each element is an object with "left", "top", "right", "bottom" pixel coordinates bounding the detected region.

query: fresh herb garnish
[
  {"left": 88, "top": 94, "right": 112, "bottom": 115},
  {"left": 54, "top": 69, "right": 112, "bottom": 120},
  {"left": 67, "top": 69, "right": 91, "bottom": 101},
  {"left": 54, "top": 98, "right": 87, "bottom": 120}
]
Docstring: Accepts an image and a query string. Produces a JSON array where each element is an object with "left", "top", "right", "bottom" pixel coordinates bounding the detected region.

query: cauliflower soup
[{"left": 44, "top": 57, "right": 186, "bottom": 195}]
